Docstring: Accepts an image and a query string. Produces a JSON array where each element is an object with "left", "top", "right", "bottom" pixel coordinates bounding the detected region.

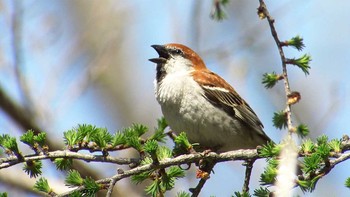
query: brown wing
[{"left": 192, "top": 69, "right": 267, "bottom": 136}]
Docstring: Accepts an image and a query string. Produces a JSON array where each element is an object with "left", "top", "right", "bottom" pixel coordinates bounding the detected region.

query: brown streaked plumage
[{"left": 150, "top": 43, "right": 272, "bottom": 152}]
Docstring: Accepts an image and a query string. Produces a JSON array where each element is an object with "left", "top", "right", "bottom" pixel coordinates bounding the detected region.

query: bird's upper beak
[{"left": 149, "top": 45, "right": 169, "bottom": 64}]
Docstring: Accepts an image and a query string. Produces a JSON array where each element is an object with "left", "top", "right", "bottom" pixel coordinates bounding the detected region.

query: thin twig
[
  {"left": 303, "top": 151, "right": 350, "bottom": 182},
  {"left": 242, "top": 159, "right": 255, "bottom": 193},
  {"left": 106, "top": 178, "right": 117, "bottom": 197},
  {"left": 165, "top": 130, "right": 177, "bottom": 141},
  {"left": 190, "top": 161, "right": 216, "bottom": 197},
  {"left": 258, "top": 0, "right": 293, "bottom": 134}
]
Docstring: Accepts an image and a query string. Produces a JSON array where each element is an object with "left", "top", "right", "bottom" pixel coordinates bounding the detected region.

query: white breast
[{"left": 155, "top": 70, "right": 250, "bottom": 151}]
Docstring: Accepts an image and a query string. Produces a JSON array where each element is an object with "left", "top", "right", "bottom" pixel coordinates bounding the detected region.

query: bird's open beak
[{"left": 149, "top": 45, "right": 169, "bottom": 64}]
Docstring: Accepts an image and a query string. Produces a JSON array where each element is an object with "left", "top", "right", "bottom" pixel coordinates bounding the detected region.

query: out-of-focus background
[{"left": 0, "top": 0, "right": 349, "bottom": 196}]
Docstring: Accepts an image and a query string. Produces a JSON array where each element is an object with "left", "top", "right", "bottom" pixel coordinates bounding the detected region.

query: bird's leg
[{"left": 196, "top": 148, "right": 215, "bottom": 179}]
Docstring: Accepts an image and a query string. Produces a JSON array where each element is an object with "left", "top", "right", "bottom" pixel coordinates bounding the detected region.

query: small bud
[
  {"left": 290, "top": 127, "right": 297, "bottom": 133},
  {"left": 342, "top": 135, "right": 349, "bottom": 141},
  {"left": 42, "top": 145, "right": 49, "bottom": 154},
  {"left": 196, "top": 169, "right": 210, "bottom": 180},
  {"left": 287, "top": 91, "right": 301, "bottom": 105},
  {"left": 257, "top": 6, "right": 266, "bottom": 19},
  {"left": 117, "top": 168, "right": 125, "bottom": 174}
]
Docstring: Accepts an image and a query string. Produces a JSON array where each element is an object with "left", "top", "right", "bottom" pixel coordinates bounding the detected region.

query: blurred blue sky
[{"left": 0, "top": 0, "right": 350, "bottom": 196}]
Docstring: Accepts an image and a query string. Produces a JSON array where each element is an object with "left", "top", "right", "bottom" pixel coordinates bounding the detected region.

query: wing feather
[{"left": 192, "top": 69, "right": 265, "bottom": 132}]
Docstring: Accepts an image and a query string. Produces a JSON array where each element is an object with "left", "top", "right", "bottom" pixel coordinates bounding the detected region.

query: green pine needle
[
  {"left": 303, "top": 154, "right": 321, "bottom": 174},
  {"left": 157, "top": 146, "right": 173, "bottom": 160},
  {"left": 160, "top": 174, "right": 175, "bottom": 191},
  {"left": 77, "top": 124, "right": 98, "bottom": 142},
  {"left": 112, "top": 132, "right": 126, "bottom": 146},
  {"left": 23, "top": 160, "right": 42, "bottom": 178},
  {"left": 150, "top": 117, "right": 168, "bottom": 142},
  {"left": 54, "top": 158, "right": 73, "bottom": 171},
  {"left": 69, "top": 191, "right": 83, "bottom": 197},
  {"left": 167, "top": 166, "right": 185, "bottom": 179},
  {"left": 132, "top": 123, "right": 148, "bottom": 137},
  {"left": 63, "top": 129, "right": 80, "bottom": 147},
  {"left": 296, "top": 124, "right": 309, "bottom": 138},
  {"left": 298, "top": 175, "right": 321, "bottom": 192},
  {"left": 131, "top": 171, "right": 153, "bottom": 184},
  {"left": 262, "top": 72, "right": 281, "bottom": 88},
  {"left": 122, "top": 125, "right": 144, "bottom": 151},
  {"left": 0, "top": 193, "right": 8, "bottom": 197},
  {"left": 221, "top": 0, "right": 230, "bottom": 5},
  {"left": 315, "top": 143, "right": 331, "bottom": 159},
  {"left": 176, "top": 191, "right": 190, "bottom": 197},
  {"left": 233, "top": 191, "right": 250, "bottom": 197},
  {"left": 34, "top": 132, "right": 47, "bottom": 146},
  {"left": 328, "top": 139, "right": 342, "bottom": 153},
  {"left": 157, "top": 117, "right": 168, "bottom": 131},
  {"left": 0, "top": 134, "right": 10, "bottom": 145},
  {"left": 272, "top": 111, "right": 287, "bottom": 129},
  {"left": 301, "top": 139, "right": 315, "bottom": 154},
  {"left": 64, "top": 124, "right": 102, "bottom": 147},
  {"left": 65, "top": 170, "right": 84, "bottom": 187},
  {"left": 258, "top": 141, "right": 280, "bottom": 157},
  {"left": 144, "top": 140, "right": 159, "bottom": 155},
  {"left": 91, "top": 128, "right": 112, "bottom": 148},
  {"left": 1, "top": 135, "right": 19, "bottom": 153},
  {"left": 286, "top": 35, "right": 305, "bottom": 51},
  {"left": 287, "top": 54, "right": 312, "bottom": 75},
  {"left": 132, "top": 151, "right": 184, "bottom": 196},
  {"left": 82, "top": 177, "right": 100, "bottom": 195},
  {"left": 260, "top": 159, "right": 278, "bottom": 185},
  {"left": 210, "top": 0, "right": 228, "bottom": 21},
  {"left": 174, "top": 132, "right": 192, "bottom": 149},
  {"left": 144, "top": 140, "right": 159, "bottom": 164},
  {"left": 20, "top": 130, "right": 35, "bottom": 146},
  {"left": 126, "top": 135, "right": 142, "bottom": 152},
  {"left": 345, "top": 177, "right": 350, "bottom": 188},
  {"left": 34, "top": 177, "right": 52, "bottom": 193},
  {"left": 253, "top": 187, "right": 270, "bottom": 197},
  {"left": 145, "top": 179, "right": 162, "bottom": 197},
  {"left": 316, "top": 135, "right": 329, "bottom": 146}
]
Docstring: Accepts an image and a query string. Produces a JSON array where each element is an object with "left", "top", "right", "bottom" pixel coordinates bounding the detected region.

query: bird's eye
[{"left": 174, "top": 49, "right": 182, "bottom": 55}]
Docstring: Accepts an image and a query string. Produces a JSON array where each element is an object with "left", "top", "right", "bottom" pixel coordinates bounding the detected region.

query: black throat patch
[{"left": 156, "top": 63, "right": 167, "bottom": 83}]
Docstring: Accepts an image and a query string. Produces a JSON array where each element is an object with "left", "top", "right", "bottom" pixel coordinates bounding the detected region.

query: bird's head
[{"left": 149, "top": 44, "right": 206, "bottom": 82}]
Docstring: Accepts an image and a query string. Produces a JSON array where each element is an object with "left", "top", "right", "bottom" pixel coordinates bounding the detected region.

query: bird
[{"left": 149, "top": 43, "right": 271, "bottom": 152}]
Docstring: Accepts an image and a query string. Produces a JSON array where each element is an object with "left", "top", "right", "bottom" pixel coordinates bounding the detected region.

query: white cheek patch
[{"left": 165, "top": 56, "right": 193, "bottom": 74}]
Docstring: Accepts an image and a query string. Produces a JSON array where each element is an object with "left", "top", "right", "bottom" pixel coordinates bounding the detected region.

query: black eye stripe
[{"left": 169, "top": 48, "right": 183, "bottom": 55}]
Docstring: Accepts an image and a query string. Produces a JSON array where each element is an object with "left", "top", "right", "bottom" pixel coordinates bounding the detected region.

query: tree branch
[
  {"left": 0, "top": 85, "right": 102, "bottom": 180},
  {"left": 0, "top": 150, "right": 140, "bottom": 169},
  {"left": 57, "top": 149, "right": 260, "bottom": 196},
  {"left": 258, "top": 0, "right": 293, "bottom": 134},
  {"left": 242, "top": 159, "right": 255, "bottom": 193},
  {"left": 303, "top": 151, "right": 350, "bottom": 182}
]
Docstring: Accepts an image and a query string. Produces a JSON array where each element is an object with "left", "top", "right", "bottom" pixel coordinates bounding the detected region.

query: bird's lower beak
[{"left": 149, "top": 45, "right": 169, "bottom": 64}]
